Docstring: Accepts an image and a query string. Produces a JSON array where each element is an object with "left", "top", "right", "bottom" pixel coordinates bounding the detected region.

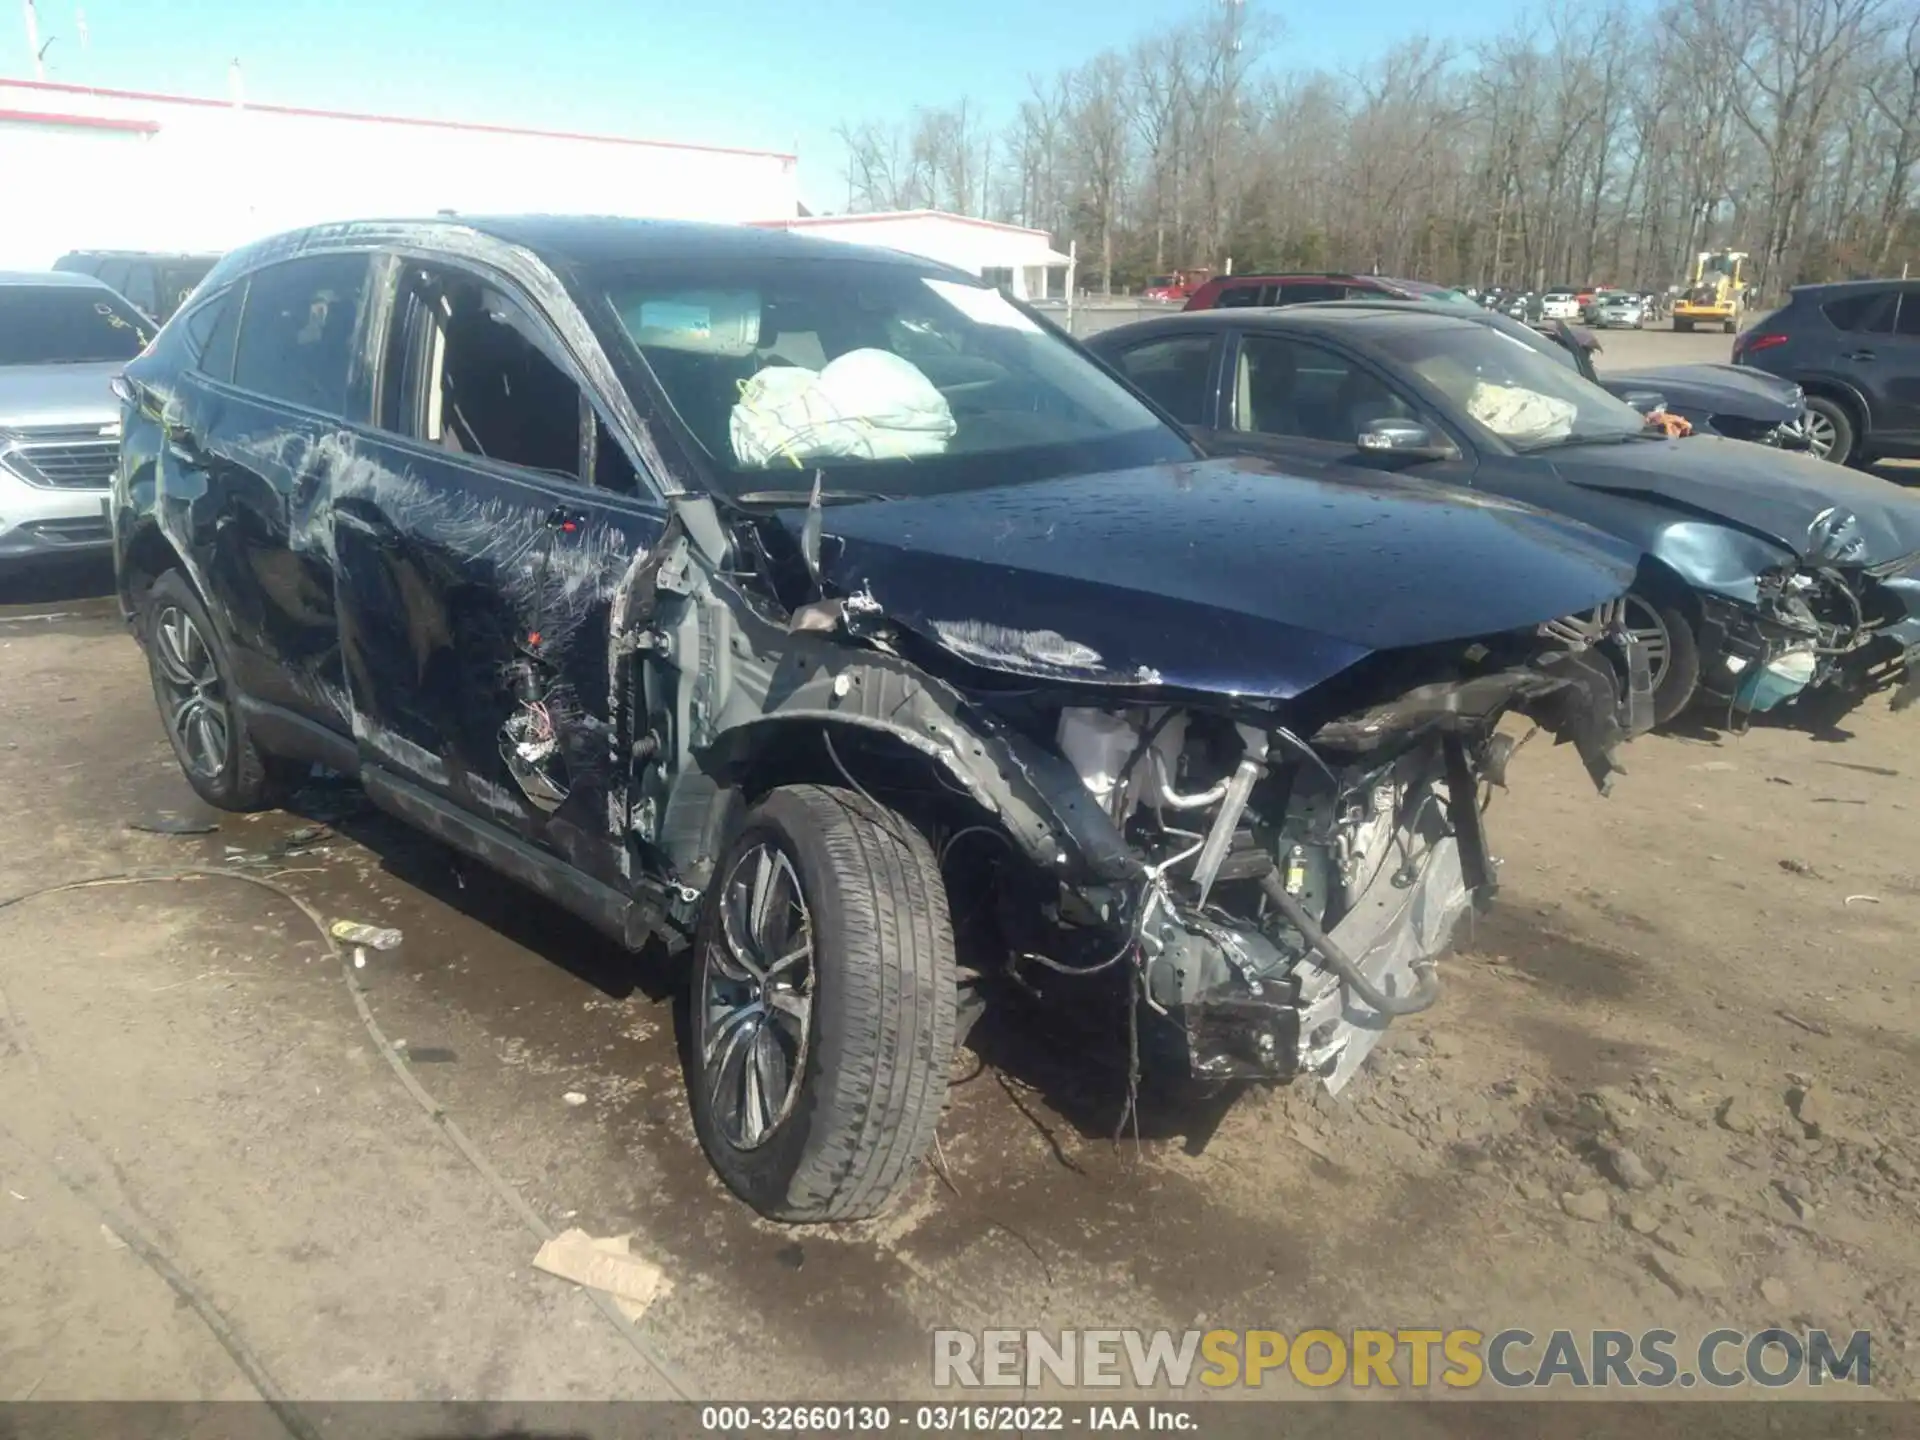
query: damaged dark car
[
  {"left": 1089, "top": 304, "right": 1920, "bottom": 728},
  {"left": 113, "top": 218, "right": 1646, "bottom": 1222}
]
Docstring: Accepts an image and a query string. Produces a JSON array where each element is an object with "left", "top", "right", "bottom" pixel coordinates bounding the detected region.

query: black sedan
[{"left": 1086, "top": 303, "right": 1920, "bottom": 727}]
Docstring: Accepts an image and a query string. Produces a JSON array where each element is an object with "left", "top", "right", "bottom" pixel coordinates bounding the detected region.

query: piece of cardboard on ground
[{"left": 532, "top": 1228, "right": 673, "bottom": 1322}]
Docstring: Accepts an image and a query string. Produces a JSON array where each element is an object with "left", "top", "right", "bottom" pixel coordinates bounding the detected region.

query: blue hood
[
  {"left": 1549, "top": 434, "right": 1920, "bottom": 565},
  {"left": 796, "top": 457, "right": 1639, "bottom": 699}
]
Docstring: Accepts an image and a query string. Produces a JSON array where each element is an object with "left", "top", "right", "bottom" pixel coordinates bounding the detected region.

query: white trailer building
[{"left": 0, "top": 78, "right": 800, "bottom": 270}]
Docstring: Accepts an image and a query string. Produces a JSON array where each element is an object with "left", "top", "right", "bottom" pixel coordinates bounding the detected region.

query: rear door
[
  {"left": 337, "top": 254, "right": 669, "bottom": 885},
  {"left": 1877, "top": 287, "right": 1920, "bottom": 444},
  {"left": 154, "top": 253, "right": 371, "bottom": 733}
]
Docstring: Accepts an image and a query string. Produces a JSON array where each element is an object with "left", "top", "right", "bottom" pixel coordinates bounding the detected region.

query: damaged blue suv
[{"left": 112, "top": 218, "right": 1646, "bottom": 1222}]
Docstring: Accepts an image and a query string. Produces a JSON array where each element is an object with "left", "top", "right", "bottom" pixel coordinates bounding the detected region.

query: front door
[
  {"left": 334, "top": 256, "right": 670, "bottom": 888},
  {"left": 1206, "top": 330, "right": 1478, "bottom": 488}
]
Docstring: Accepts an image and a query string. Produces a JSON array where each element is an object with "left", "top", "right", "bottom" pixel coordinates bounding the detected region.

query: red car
[{"left": 1182, "top": 272, "right": 1468, "bottom": 311}]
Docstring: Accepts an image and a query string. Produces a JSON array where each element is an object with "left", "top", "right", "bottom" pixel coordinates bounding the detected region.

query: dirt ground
[{"left": 3, "top": 424, "right": 1919, "bottom": 1406}]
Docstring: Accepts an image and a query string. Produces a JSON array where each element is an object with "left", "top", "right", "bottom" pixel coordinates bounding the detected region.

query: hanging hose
[{"left": 1259, "top": 870, "right": 1440, "bottom": 1016}]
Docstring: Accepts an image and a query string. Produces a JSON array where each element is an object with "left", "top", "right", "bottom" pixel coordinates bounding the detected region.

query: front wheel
[
  {"left": 1674, "top": 318, "right": 1693, "bottom": 333},
  {"left": 1624, "top": 590, "right": 1702, "bottom": 726},
  {"left": 687, "top": 783, "right": 956, "bottom": 1223}
]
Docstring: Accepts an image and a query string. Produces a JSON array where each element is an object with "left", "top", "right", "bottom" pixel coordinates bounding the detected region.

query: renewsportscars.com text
[{"left": 932, "top": 1327, "right": 1872, "bottom": 1390}]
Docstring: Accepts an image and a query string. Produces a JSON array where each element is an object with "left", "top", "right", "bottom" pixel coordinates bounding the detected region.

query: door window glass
[
  {"left": 195, "top": 284, "right": 243, "bottom": 383},
  {"left": 1823, "top": 291, "right": 1896, "bottom": 334},
  {"left": 231, "top": 254, "right": 371, "bottom": 416},
  {"left": 383, "top": 262, "right": 640, "bottom": 493},
  {"left": 1894, "top": 294, "right": 1920, "bottom": 337},
  {"left": 1111, "top": 334, "right": 1215, "bottom": 426},
  {"left": 1233, "top": 334, "right": 1416, "bottom": 442},
  {"left": 1216, "top": 284, "right": 1266, "bottom": 309},
  {"left": 1270, "top": 283, "right": 1344, "bottom": 305}
]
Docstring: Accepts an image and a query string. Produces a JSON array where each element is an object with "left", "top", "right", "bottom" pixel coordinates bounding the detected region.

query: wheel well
[
  {"left": 1800, "top": 381, "right": 1864, "bottom": 431},
  {"left": 119, "top": 525, "right": 188, "bottom": 631},
  {"left": 723, "top": 720, "right": 1009, "bottom": 848},
  {"left": 1633, "top": 557, "right": 1704, "bottom": 626}
]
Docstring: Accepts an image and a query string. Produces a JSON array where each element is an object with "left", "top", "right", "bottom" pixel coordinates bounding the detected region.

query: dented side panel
[{"left": 334, "top": 425, "right": 668, "bottom": 888}]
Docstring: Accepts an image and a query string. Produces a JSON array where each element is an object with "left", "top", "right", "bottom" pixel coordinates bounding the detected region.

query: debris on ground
[
  {"left": 329, "top": 920, "right": 403, "bottom": 950},
  {"left": 128, "top": 810, "right": 218, "bottom": 835},
  {"left": 563, "top": 1091, "right": 588, "bottom": 1107},
  {"left": 531, "top": 1228, "right": 672, "bottom": 1322},
  {"left": 1778, "top": 858, "right": 1824, "bottom": 879}
]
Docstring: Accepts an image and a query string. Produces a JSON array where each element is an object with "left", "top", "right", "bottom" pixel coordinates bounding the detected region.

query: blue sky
[{"left": 12, "top": 0, "right": 1529, "bottom": 208}]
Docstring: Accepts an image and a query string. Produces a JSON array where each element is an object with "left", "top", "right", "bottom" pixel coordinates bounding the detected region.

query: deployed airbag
[
  {"left": 1467, "top": 380, "right": 1577, "bottom": 445},
  {"left": 730, "top": 349, "right": 957, "bottom": 467}
]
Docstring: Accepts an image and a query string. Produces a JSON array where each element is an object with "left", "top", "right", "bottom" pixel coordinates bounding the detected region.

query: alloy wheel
[
  {"left": 701, "top": 842, "right": 816, "bottom": 1151},
  {"left": 1621, "top": 595, "right": 1673, "bottom": 690},
  {"left": 152, "top": 605, "right": 230, "bottom": 780},
  {"left": 1804, "top": 409, "right": 1838, "bottom": 460}
]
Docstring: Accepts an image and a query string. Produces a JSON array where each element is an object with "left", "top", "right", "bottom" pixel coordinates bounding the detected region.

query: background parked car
[
  {"left": 1734, "top": 279, "right": 1920, "bottom": 466},
  {"left": 1587, "top": 291, "right": 1645, "bottom": 328},
  {"left": 53, "top": 250, "right": 220, "bottom": 324},
  {"left": 1541, "top": 289, "right": 1583, "bottom": 321},
  {"left": 1086, "top": 302, "right": 1920, "bottom": 728},
  {"left": 1182, "top": 272, "right": 1473, "bottom": 311},
  {"left": 1, "top": 271, "right": 154, "bottom": 570}
]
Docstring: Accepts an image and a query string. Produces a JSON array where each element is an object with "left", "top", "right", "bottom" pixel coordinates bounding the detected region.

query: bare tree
[{"left": 834, "top": 0, "right": 1920, "bottom": 295}]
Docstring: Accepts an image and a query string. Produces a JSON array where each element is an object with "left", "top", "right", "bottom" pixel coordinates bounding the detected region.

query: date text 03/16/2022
[{"left": 699, "top": 1404, "right": 1197, "bottom": 1432}]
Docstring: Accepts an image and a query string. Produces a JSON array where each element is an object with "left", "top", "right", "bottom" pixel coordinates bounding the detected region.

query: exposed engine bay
[
  {"left": 973, "top": 626, "right": 1645, "bottom": 1091},
  {"left": 1699, "top": 552, "right": 1920, "bottom": 720}
]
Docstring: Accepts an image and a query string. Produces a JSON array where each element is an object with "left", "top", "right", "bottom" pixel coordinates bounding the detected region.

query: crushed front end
[
  {"left": 1694, "top": 547, "right": 1920, "bottom": 722},
  {"left": 1018, "top": 623, "right": 1644, "bottom": 1091}
]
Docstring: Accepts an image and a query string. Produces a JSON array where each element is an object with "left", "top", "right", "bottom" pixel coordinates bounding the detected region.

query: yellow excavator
[{"left": 1672, "top": 250, "right": 1749, "bottom": 333}]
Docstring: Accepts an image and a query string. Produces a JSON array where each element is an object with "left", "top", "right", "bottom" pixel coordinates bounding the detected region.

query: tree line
[{"left": 834, "top": 0, "right": 1920, "bottom": 299}]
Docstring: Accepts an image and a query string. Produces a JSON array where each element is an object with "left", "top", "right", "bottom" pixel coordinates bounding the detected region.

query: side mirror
[
  {"left": 1356, "top": 417, "right": 1458, "bottom": 461},
  {"left": 1620, "top": 389, "right": 1667, "bottom": 414}
]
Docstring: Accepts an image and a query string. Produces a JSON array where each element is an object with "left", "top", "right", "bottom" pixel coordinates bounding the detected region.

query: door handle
[{"left": 1846, "top": 349, "right": 1877, "bottom": 363}]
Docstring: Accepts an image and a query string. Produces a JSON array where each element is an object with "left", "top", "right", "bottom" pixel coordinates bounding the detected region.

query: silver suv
[{"left": 0, "top": 272, "right": 154, "bottom": 569}]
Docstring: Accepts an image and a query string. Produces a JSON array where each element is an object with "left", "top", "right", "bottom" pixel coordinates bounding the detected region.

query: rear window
[
  {"left": 0, "top": 285, "right": 155, "bottom": 365},
  {"left": 1821, "top": 291, "right": 1896, "bottom": 333}
]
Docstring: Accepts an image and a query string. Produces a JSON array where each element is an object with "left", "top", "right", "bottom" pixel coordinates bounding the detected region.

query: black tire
[
  {"left": 1804, "top": 395, "right": 1857, "bottom": 466},
  {"left": 687, "top": 783, "right": 956, "bottom": 1223},
  {"left": 1723, "top": 319, "right": 1736, "bottom": 334},
  {"left": 140, "top": 570, "right": 299, "bottom": 812},
  {"left": 1674, "top": 318, "right": 1693, "bottom": 333},
  {"left": 1626, "top": 588, "right": 1703, "bottom": 726}
]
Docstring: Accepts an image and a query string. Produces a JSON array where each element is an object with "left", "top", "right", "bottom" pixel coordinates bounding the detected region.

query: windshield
[
  {"left": 596, "top": 258, "right": 1189, "bottom": 498},
  {"left": 0, "top": 285, "right": 154, "bottom": 366},
  {"left": 1373, "top": 321, "right": 1647, "bottom": 451}
]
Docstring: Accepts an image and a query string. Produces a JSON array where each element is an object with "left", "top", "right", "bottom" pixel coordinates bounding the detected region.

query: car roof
[
  {"left": 214, "top": 215, "right": 943, "bottom": 282},
  {"left": 1789, "top": 278, "right": 1906, "bottom": 298},
  {"left": 0, "top": 269, "right": 117, "bottom": 290},
  {"left": 1097, "top": 300, "right": 1489, "bottom": 341}
]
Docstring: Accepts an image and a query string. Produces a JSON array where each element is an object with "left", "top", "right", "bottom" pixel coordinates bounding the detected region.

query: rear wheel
[
  {"left": 141, "top": 571, "right": 299, "bottom": 812},
  {"left": 1803, "top": 396, "right": 1856, "bottom": 466},
  {"left": 1674, "top": 318, "right": 1693, "bottom": 333},
  {"left": 1625, "top": 589, "right": 1702, "bottom": 726},
  {"left": 687, "top": 783, "right": 956, "bottom": 1223}
]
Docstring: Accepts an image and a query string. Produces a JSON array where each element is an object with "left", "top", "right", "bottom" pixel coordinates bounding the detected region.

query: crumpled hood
[
  {"left": 787, "top": 457, "right": 1638, "bottom": 699},
  {"left": 1550, "top": 435, "right": 1920, "bottom": 565},
  {"left": 1601, "top": 363, "right": 1802, "bottom": 424},
  {"left": 0, "top": 362, "right": 124, "bottom": 430}
]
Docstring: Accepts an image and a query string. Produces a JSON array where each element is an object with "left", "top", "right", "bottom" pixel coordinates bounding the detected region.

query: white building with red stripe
[{"left": 0, "top": 78, "right": 801, "bottom": 269}]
